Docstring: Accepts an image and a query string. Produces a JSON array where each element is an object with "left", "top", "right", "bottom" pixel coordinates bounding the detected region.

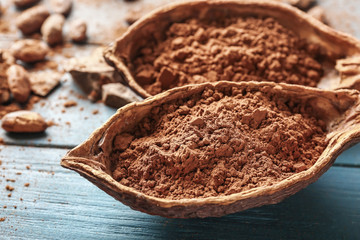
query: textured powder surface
[
  {"left": 112, "top": 86, "right": 327, "bottom": 199},
  {"left": 132, "top": 17, "right": 324, "bottom": 95}
]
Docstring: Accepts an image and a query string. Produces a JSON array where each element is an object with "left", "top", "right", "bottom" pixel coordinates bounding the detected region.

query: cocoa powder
[
  {"left": 132, "top": 17, "right": 324, "bottom": 95},
  {"left": 112, "top": 86, "right": 327, "bottom": 199}
]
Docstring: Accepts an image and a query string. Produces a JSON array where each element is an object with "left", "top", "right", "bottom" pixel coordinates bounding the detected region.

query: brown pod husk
[
  {"left": 61, "top": 81, "right": 360, "bottom": 218},
  {"left": 104, "top": 0, "right": 360, "bottom": 98}
]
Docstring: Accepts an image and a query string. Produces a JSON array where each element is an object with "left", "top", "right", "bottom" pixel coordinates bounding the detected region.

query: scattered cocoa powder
[
  {"left": 132, "top": 17, "right": 324, "bottom": 95},
  {"left": 0, "top": 217, "right": 6, "bottom": 222},
  {"left": 5, "top": 185, "right": 14, "bottom": 191},
  {"left": 24, "top": 183, "right": 30, "bottom": 187},
  {"left": 63, "top": 100, "right": 77, "bottom": 107},
  {"left": 112, "top": 86, "right": 327, "bottom": 199}
]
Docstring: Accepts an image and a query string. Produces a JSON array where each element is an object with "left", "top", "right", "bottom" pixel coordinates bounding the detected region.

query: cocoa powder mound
[
  {"left": 112, "top": 86, "right": 327, "bottom": 199},
  {"left": 132, "top": 17, "right": 324, "bottom": 95}
]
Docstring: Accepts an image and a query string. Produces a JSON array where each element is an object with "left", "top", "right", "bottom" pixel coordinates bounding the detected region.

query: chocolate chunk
[
  {"left": 65, "top": 47, "right": 122, "bottom": 101},
  {"left": 102, "top": 83, "right": 142, "bottom": 108},
  {"left": 29, "top": 71, "right": 61, "bottom": 97}
]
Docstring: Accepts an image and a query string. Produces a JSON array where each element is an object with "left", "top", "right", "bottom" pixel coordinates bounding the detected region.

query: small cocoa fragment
[
  {"left": 63, "top": 100, "right": 77, "bottom": 108},
  {"left": 114, "top": 133, "right": 134, "bottom": 151},
  {"left": 2, "top": 111, "right": 48, "bottom": 133},
  {"left": 158, "top": 67, "right": 177, "bottom": 89},
  {"left": 16, "top": 5, "right": 50, "bottom": 35},
  {"left": 10, "top": 39, "right": 49, "bottom": 63},
  {"left": 293, "top": 162, "right": 307, "bottom": 172},
  {"left": 102, "top": 83, "right": 142, "bottom": 108},
  {"left": 41, "top": 14, "right": 65, "bottom": 46},
  {"left": 135, "top": 67, "right": 154, "bottom": 85},
  {"left": 6, "top": 65, "right": 31, "bottom": 103},
  {"left": 190, "top": 117, "right": 205, "bottom": 127},
  {"left": 14, "top": 0, "right": 40, "bottom": 8},
  {"left": 69, "top": 19, "right": 87, "bottom": 43},
  {"left": 50, "top": 0, "right": 72, "bottom": 16}
]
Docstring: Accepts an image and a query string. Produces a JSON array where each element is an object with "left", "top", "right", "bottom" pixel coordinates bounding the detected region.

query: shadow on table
[{"left": 5, "top": 132, "right": 48, "bottom": 141}]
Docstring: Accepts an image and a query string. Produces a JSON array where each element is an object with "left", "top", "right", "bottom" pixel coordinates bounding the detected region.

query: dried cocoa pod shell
[
  {"left": 104, "top": 0, "right": 360, "bottom": 98},
  {"left": 61, "top": 81, "right": 360, "bottom": 218}
]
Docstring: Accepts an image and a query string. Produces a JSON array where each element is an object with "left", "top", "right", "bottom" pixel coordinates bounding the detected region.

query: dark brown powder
[
  {"left": 112, "top": 86, "right": 327, "bottom": 199},
  {"left": 132, "top": 17, "right": 324, "bottom": 95}
]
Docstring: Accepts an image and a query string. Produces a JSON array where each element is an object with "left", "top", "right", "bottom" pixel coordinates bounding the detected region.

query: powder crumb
[
  {"left": 64, "top": 100, "right": 78, "bottom": 108},
  {"left": 6, "top": 179, "right": 15, "bottom": 182},
  {"left": 92, "top": 109, "right": 99, "bottom": 115},
  {"left": 24, "top": 183, "right": 30, "bottom": 187},
  {"left": 26, "top": 165, "right": 31, "bottom": 170},
  {"left": 0, "top": 217, "right": 6, "bottom": 222},
  {"left": 47, "top": 121, "right": 56, "bottom": 127},
  {"left": 7, "top": 193, "right": 12, "bottom": 198},
  {"left": 16, "top": 172, "right": 22, "bottom": 175},
  {"left": 5, "top": 185, "right": 14, "bottom": 191}
]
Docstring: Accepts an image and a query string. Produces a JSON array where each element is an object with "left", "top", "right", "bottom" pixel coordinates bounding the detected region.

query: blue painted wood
[
  {"left": 334, "top": 143, "right": 360, "bottom": 167},
  {"left": 1, "top": 146, "right": 360, "bottom": 239},
  {"left": 1, "top": 0, "right": 360, "bottom": 239}
]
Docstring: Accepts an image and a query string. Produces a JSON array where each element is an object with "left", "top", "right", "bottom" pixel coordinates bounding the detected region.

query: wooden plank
[{"left": 1, "top": 145, "right": 359, "bottom": 239}]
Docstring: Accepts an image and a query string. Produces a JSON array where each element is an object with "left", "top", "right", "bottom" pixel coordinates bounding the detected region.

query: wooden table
[{"left": 1, "top": 0, "right": 360, "bottom": 239}]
